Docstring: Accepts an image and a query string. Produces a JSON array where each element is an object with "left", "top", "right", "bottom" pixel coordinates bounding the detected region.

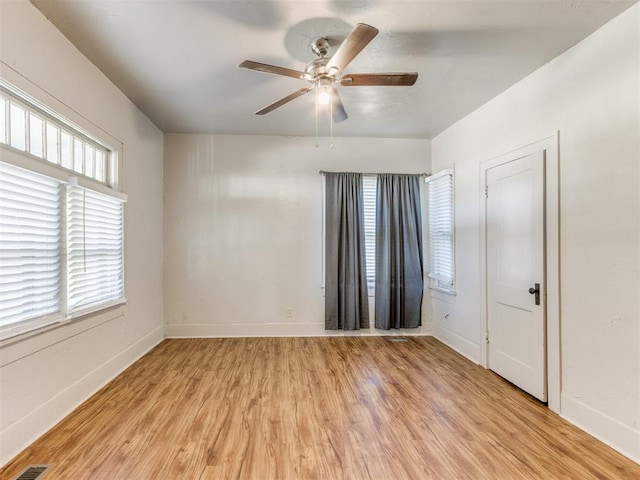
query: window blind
[
  {"left": 427, "top": 171, "right": 454, "bottom": 290},
  {"left": 0, "top": 161, "right": 62, "bottom": 327},
  {"left": 67, "top": 185, "right": 124, "bottom": 314},
  {"left": 362, "top": 175, "right": 377, "bottom": 288}
]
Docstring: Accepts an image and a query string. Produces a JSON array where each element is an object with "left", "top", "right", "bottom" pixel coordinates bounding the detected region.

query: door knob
[{"left": 529, "top": 283, "right": 540, "bottom": 305}]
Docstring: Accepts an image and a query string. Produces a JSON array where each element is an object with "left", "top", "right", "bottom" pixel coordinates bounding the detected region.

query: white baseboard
[
  {"left": 561, "top": 393, "right": 640, "bottom": 465},
  {"left": 430, "top": 322, "right": 481, "bottom": 364},
  {"left": 165, "top": 322, "right": 431, "bottom": 338},
  {"left": 0, "top": 325, "right": 164, "bottom": 467}
]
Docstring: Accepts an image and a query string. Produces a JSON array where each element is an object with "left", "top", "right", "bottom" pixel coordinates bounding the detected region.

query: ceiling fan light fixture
[
  {"left": 316, "top": 76, "right": 333, "bottom": 106},
  {"left": 318, "top": 87, "right": 331, "bottom": 105}
]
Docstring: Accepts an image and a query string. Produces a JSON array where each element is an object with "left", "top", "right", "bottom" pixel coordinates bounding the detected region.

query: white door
[{"left": 486, "top": 151, "right": 546, "bottom": 401}]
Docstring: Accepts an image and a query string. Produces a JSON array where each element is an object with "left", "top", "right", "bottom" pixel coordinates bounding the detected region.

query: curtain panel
[
  {"left": 375, "top": 174, "right": 424, "bottom": 329},
  {"left": 324, "top": 173, "right": 370, "bottom": 330}
]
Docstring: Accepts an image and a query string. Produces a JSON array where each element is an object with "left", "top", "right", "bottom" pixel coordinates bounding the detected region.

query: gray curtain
[
  {"left": 325, "top": 173, "right": 370, "bottom": 330},
  {"left": 375, "top": 174, "right": 424, "bottom": 330}
]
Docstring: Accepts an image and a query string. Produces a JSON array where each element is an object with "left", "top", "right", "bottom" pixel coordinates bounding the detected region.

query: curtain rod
[{"left": 318, "top": 170, "right": 429, "bottom": 176}]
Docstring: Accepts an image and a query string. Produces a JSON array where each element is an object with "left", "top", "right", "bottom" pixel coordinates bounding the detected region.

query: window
[
  {"left": 325, "top": 174, "right": 424, "bottom": 294},
  {"left": 0, "top": 88, "right": 114, "bottom": 187},
  {"left": 0, "top": 82, "right": 125, "bottom": 341},
  {"left": 362, "top": 175, "right": 377, "bottom": 290},
  {"left": 426, "top": 170, "right": 455, "bottom": 293}
]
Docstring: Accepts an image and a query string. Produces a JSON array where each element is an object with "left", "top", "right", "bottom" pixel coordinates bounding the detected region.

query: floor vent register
[{"left": 12, "top": 465, "right": 51, "bottom": 480}]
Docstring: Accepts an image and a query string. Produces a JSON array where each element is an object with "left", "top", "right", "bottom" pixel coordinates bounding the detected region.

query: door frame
[{"left": 479, "top": 133, "right": 561, "bottom": 413}]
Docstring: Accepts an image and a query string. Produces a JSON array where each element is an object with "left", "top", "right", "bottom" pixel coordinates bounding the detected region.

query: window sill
[
  {"left": 0, "top": 297, "right": 127, "bottom": 346},
  {"left": 68, "top": 298, "right": 127, "bottom": 322},
  {"left": 429, "top": 286, "right": 457, "bottom": 296}
]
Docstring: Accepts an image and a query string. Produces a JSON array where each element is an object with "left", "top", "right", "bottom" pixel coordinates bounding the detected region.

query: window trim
[
  {"left": 0, "top": 67, "right": 123, "bottom": 191},
  {"left": 425, "top": 168, "right": 456, "bottom": 295},
  {"left": 0, "top": 74, "right": 126, "bottom": 344}
]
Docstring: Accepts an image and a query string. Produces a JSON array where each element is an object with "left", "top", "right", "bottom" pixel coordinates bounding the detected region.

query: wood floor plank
[{"left": 2, "top": 336, "right": 639, "bottom": 479}]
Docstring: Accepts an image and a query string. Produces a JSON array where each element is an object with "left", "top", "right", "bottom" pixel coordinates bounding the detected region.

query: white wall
[
  {"left": 0, "top": 0, "right": 164, "bottom": 465},
  {"left": 164, "top": 134, "right": 430, "bottom": 337},
  {"left": 430, "top": 4, "right": 639, "bottom": 462}
]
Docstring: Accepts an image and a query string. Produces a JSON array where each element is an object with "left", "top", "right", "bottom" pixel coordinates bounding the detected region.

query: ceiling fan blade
[
  {"left": 340, "top": 73, "right": 418, "bottom": 87},
  {"left": 255, "top": 87, "right": 312, "bottom": 115},
  {"left": 327, "top": 23, "right": 379, "bottom": 73},
  {"left": 331, "top": 88, "right": 348, "bottom": 123},
  {"left": 238, "top": 60, "right": 305, "bottom": 80}
]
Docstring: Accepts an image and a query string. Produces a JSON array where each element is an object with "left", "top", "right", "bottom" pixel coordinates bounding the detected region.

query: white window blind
[
  {"left": 427, "top": 171, "right": 455, "bottom": 292},
  {"left": 362, "top": 175, "right": 377, "bottom": 289},
  {"left": 0, "top": 161, "right": 62, "bottom": 328},
  {"left": 67, "top": 185, "right": 124, "bottom": 314}
]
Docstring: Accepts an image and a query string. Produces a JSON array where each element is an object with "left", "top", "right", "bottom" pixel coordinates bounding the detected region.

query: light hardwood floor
[{"left": 2, "top": 337, "right": 639, "bottom": 479}]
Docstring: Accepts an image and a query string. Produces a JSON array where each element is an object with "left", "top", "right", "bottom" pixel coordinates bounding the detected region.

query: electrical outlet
[{"left": 287, "top": 307, "right": 294, "bottom": 318}]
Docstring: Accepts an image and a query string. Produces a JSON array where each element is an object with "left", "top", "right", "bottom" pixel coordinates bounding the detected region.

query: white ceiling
[{"left": 31, "top": 0, "right": 635, "bottom": 139}]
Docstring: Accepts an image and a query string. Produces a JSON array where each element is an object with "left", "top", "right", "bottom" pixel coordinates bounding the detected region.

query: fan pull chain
[
  {"left": 82, "top": 188, "right": 87, "bottom": 273},
  {"left": 315, "top": 87, "right": 319, "bottom": 148},
  {"left": 330, "top": 93, "right": 334, "bottom": 149}
]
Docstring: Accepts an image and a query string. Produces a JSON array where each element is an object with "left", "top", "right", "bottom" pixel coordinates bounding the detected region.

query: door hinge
[
  {"left": 485, "top": 333, "right": 489, "bottom": 344},
  {"left": 485, "top": 185, "right": 488, "bottom": 198}
]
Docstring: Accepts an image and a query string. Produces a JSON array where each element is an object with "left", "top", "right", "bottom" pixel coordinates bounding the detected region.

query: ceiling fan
[{"left": 238, "top": 23, "right": 418, "bottom": 123}]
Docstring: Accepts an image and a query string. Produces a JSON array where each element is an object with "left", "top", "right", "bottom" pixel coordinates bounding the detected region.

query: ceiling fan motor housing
[{"left": 304, "top": 57, "right": 336, "bottom": 86}]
